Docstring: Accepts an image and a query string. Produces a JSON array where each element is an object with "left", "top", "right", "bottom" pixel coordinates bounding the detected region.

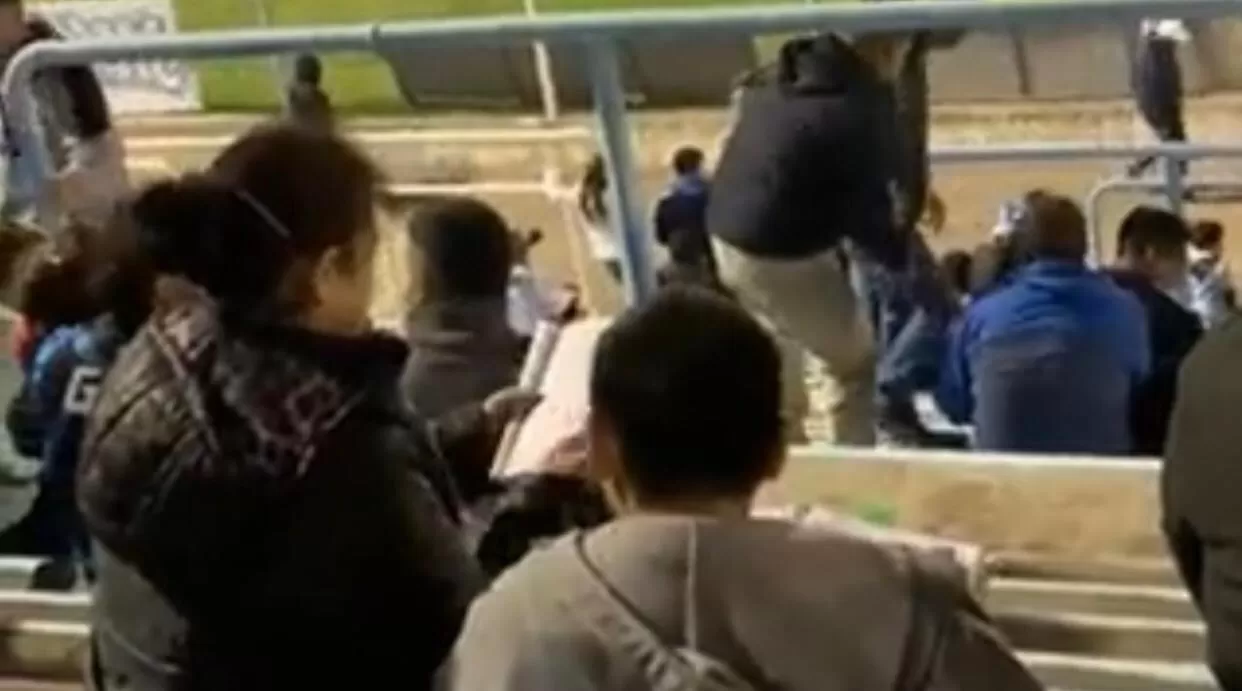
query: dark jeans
[
  {"left": 0, "top": 480, "right": 93, "bottom": 589},
  {"left": 857, "top": 242, "right": 954, "bottom": 436}
]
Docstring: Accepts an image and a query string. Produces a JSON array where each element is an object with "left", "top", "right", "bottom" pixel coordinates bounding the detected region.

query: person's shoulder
[
  {"left": 960, "top": 280, "right": 1021, "bottom": 327},
  {"left": 453, "top": 532, "right": 594, "bottom": 645},
  {"left": 446, "top": 536, "right": 601, "bottom": 689},
  {"left": 1182, "top": 315, "right": 1242, "bottom": 373}
]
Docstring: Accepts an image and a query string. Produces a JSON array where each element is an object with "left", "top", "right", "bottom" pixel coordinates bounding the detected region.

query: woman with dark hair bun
[{"left": 77, "top": 124, "right": 489, "bottom": 690}]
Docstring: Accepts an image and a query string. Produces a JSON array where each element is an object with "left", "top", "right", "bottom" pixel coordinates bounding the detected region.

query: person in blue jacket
[
  {"left": 936, "top": 191, "right": 1150, "bottom": 455},
  {"left": 4, "top": 216, "right": 184, "bottom": 589}
]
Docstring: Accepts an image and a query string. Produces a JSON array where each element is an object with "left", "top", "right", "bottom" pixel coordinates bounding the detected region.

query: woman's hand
[{"left": 483, "top": 387, "right": 543, "bottom": 431}]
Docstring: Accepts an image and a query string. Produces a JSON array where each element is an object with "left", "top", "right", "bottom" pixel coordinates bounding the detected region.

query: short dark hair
[
  {"left": 130, "top": 124, "right": 383, "bottom": 317},
  {"left": 408, "top": 196, "right": 513, "bottom": 301},
  {"left": 590, "top": 287, "right": 782, "bottom": 502},
  {"left": 19, "top": 251, "right": 98, "bottom": 330},
  {"left": 1190, "top": 219, "right": 1225, "bottom": 250},
  {"left": 1117, "top": 206, "right": 1189, "bottom": 259},
  {"left": 1019, "top": 190, "right": 1087, "bottom": 262},
  {"left": 671, "top": 146, "right": 704, "bottom": 176}
]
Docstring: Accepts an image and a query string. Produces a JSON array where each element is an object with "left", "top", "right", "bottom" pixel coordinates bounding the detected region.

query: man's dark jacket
[
  {"left": 1107, "top": 269, "right": 1202, "bottom": 455},
  {"left": 1133, "top": 32, "right": 1183, "bottom": 128},
  {"left": 708, "top": 33, "right": 907, "bottom": 268}
]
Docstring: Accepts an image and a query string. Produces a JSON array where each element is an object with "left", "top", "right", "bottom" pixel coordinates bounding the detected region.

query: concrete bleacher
[{"left": 0, "top": 447, "right": 1202, "bottom": 689}]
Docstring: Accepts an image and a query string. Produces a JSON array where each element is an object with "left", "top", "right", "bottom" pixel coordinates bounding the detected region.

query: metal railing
[
  {"left": 933, "top": 142, "right": 1242, "bottom": 261},
  {"left": 4, "top": 0, "right": 1242, "bottom": 303}
]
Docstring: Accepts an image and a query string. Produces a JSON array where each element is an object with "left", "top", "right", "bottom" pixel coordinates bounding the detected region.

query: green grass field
[{"left": 44, "top": 0, "right": 854, "bottom": 111}]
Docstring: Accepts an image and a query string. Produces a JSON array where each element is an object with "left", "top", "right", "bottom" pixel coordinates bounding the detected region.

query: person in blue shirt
[
  {"left": 653, "top": 146, "right": 716, "bottom": 287},
  {"left": 4, "top": 216, "right": 190, "bottom": 589},
  {"left": 936, "top": 191, "right": 1150, "bottom": 455}
]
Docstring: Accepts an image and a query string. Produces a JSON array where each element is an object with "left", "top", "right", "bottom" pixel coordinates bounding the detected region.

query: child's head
[
  {"left": 407, "top": 196, "right": 514, "bottom": 304},
  {"left": 19, "top": 249, "right": 98, "bottom": 332},
  {"left": 670, "top": 146, "right": 705, "bottom": 178},
  {"left": 1190, "top": 220, "right": 1225, "bottom": 261},
  {"left": 588, "top": 287, "right": 784, "bottom": 513}
]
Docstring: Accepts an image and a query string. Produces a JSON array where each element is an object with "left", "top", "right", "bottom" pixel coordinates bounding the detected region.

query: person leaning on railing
[{"left": 0, "top": 0, "right": 129, "bottom": 230}]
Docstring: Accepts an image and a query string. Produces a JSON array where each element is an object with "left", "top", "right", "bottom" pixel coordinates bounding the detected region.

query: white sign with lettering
[{"left": 32, "top": 0, "right": 201, "bottom": 114}]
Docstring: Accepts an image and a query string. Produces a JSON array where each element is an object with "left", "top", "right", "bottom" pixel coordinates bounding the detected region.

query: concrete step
[
  {"left": 998, "top": 610, "right": 1204, "bottom": 661},
  {"left": 990, "top": 553, "right": 1182, "bottom": 588},
  {"left": 1020, "top": 651, "right": 1218, "bottom": 691},
  {"left": 988, "top": 578, "right": 1199, "bottom": 621},
  {"left": 0, "top": 593, "right": 87, "bottom": 624},
  {"left": 0, "top": 561, "right": 46, "bottom": 592},
  {"left": 0, "top": 621, "right": 87, "bottom": 681}
]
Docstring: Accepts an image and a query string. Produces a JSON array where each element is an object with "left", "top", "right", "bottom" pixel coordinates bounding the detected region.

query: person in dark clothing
[
  {"left": 1108, "top": 206, "right": 1201, "bottom": 456},
  {"left": 76, "top": 125, "right": 490, "bottom": 690},
  {"left": 1128, "top": 19, "right": 1190, "bottom": 179},
  {"left": 938, "top": 192, "right": 1150, "bottom": 454},
  {"left": 653, "top": 146, "right": 715, "bottom": 282},
  {"left": 284, "top": 53, "right": 333, "bottom": 131},
  {"left": 0, "top": 216, "right": 200, "bottom": 590},
  {"left": 940, "top": 250, "right": 974, "bottom": 307},
  {"left": 709, "top": 32, "right": 915, "bottom": 444},
  {"left": 1164, "top": 310, "right": 1242, "bottom": 689},
  {"left": 0, "top": 0, "right": 126, "bottom": 227},
  {"left": 400, "top": 196, "right": 539, "bottom": 501}
]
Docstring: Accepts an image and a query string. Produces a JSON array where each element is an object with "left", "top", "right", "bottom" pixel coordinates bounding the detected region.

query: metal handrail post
[{"left": 584, "top": 40, "right": 655, "bottom": 303}]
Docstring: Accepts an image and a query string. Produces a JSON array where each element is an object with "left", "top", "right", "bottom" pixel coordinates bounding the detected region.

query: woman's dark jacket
[{"left": 77, "top": 304, "right": 485, "bottom": 690}]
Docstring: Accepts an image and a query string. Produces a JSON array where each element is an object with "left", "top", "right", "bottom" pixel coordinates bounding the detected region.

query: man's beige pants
[{"left": 714, "top": 239, "right": 876, "bottom": 445}]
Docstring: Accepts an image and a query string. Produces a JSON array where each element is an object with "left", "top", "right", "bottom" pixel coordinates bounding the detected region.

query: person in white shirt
[
  {"left": 576, "top": 155, "right": 622, "bottom": 283},
  {"left": 1187, "top": 219, "right": 1236, "bottom": 328},
  {"left": 506, "top": 229, "right": 579, "bottom": 338}
]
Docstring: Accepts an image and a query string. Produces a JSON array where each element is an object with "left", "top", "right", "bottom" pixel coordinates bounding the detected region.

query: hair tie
[{"left": 232, "top": 187, "right": 292, "bottom": 239}]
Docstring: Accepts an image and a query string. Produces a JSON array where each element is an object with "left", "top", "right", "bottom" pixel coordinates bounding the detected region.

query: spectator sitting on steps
[
  {"left": 1107, "top": 206, "right": 1201, "bottom": 456},
  {"left": 936, "top": 191, "right": 1150, "bottom": 455}
]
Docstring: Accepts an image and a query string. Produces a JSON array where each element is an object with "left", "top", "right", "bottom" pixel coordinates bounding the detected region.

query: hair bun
[{"left": 131, "top": 173, "right": 233, "bottom": 286}]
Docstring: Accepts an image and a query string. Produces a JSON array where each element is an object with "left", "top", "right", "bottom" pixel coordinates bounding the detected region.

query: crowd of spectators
[{"left": 0, "top": 12, "right": 1237, "bottom": 691}]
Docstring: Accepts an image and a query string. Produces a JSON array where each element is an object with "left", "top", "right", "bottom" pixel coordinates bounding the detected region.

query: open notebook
[{"left": 491, "top": 318, "right": 611, "bottom": 478}]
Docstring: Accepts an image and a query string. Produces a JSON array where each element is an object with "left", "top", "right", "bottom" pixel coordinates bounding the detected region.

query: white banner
[{"left": 31, "top": 0, "right": 201, "bottom": 114}]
